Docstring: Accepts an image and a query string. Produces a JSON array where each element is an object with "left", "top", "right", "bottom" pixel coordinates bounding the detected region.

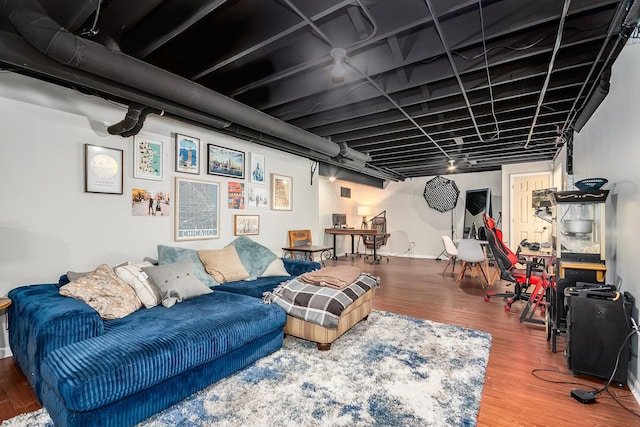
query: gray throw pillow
[{"left": 142, "top": 260, "right": 212, "bottom": 308}]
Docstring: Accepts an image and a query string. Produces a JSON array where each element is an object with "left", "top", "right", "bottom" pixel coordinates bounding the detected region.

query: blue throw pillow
[
  {"left": 228, "top": 236, "right": 278, "bottom": 280},
  {"left": 157, "top": 245, "right": 218, "bottom": 287}
]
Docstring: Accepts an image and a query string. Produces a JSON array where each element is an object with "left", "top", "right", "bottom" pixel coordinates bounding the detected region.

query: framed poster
[
  {"left": 207, "top": 144, "right": 245, "bottom": 178},
  {"left": 175, "top": 134, "right": 200, "bottom": 174},
  {"left": 271, "top": 173, "right": 292, "bottom": 211},
  {"left": 250, "top": 153, "right": 265, "bottom": 183},
  {"left": 134, "top": 136, "right": 163, "bottom": 180},
  {"left": 174, "top": 177, "right": 219, "bottom": 241},
  {"left": 84, "top": 144, "right": 123, "bottom": 194},
  {"left": 228, "top": 181, "right": 245, "bottom": 209},
  {"left": 234, "top": 214, "right": 260, "bottom": 236}
]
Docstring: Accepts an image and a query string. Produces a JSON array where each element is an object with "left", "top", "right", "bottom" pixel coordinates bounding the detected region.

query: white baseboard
[
  {"left": 0, "top": 345, "right": 12, "bottom": 359},
  {"left": 628, "top": 370, "right": 640, "bottom": 406}
]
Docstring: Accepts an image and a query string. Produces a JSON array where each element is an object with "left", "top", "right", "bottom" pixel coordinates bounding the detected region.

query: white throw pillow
[
  {"left": 115, "top": 261, "right": 161, "bottom": 308},
  {"left": 260, "top": 258, "right": 290, "bottom": 277}
]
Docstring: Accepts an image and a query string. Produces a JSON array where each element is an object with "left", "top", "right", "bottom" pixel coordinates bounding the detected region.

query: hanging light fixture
[
  {"left": 330, "top": 47, "right": 347, "bottom": 83},
  {"left": 447, "top": 159, "right": 456, "bottom": 171}
]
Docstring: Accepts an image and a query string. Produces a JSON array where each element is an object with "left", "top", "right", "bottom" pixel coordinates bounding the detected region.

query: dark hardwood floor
[{"left": 1, "top": 256, "right": 638, "bottom": 425}]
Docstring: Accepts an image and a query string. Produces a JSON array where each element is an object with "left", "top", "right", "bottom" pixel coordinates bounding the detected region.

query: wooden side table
[{"left": 0, "top": 297, "right": 11, "bottom": 310}]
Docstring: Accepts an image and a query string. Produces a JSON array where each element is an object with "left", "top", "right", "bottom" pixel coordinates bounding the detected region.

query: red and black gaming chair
[{"left": 482, "top": 214, "right": 548, "bottom": 311}]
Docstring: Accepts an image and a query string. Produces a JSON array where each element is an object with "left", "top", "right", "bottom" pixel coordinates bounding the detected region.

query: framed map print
[
  {"left": 174, "top": 177, "right": 219, "bottom": 241},
  {"left": 134, "top": 136, "right": 163, "bottom": 181}
]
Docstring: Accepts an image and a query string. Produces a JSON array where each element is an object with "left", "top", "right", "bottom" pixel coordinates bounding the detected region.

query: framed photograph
[
  {"left": 207, "top": 144, "right": 245, "bottom": 178},
  {"left": 84, "top": 144, "right": 123, "bottom": 194},
  {"left": 271, "top": 173, "right": 292, "bottom": 211},
  {"left": 234, "top": 214, "right": 260, "bottom": 236},
  {"left": 175, "top": 134, "right": 200, "bottom": 174},
  {"left": 250, "top": 153, "right": 265, "bottom": 183},
  {"left": 174, "top": 177, "right": 219, "bottom": 241},
  {"left": 134, "top": 136, "right": 163, "bottom": 180},
  {"left": 131, "top": 188, "right": 170, "bottom": 216}
]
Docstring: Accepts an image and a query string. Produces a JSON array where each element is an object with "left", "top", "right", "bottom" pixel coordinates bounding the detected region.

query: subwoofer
[{"left": 566, "top": 289, "right": 634, "bottom": 386}]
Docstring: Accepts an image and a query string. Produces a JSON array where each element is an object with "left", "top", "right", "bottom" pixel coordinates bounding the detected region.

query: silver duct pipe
[{"left": 2, "top": 0, "right": 381, "bottom": 167}]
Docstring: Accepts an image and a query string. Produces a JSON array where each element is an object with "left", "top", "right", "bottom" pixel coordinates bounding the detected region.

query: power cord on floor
[
  {"left": 394, "top": 242, "right": 415, "bottom": 257},
  {"left": 531, "top": 319, "right": 640, "bottom": 419}
]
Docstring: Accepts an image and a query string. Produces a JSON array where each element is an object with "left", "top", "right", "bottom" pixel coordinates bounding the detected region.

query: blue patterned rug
[{"left": 2, "top": 310, "right": 491, "bottom": 426}]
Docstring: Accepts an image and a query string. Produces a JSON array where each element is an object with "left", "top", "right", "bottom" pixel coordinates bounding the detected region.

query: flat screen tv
[{"left": 332, "top": 213, "right": 347, "bottom": 228}]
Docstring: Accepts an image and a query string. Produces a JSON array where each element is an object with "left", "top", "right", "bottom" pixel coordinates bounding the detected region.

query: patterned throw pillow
[
  {"left": 197, "top": 246, "right": 250, "bottom": 283},
  {"left": 59, "top": 264, "right": 142, "bottom": 319}
]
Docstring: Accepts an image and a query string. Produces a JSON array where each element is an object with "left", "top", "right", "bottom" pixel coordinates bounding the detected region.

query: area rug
[{"left": 2, "top": 310, "right": 492, "bottom": 427}]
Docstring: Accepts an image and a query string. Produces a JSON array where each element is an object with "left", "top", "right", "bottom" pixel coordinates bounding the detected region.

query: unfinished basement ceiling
[{"left": 1, "top": 0, "right": 639, "bottom": 181}]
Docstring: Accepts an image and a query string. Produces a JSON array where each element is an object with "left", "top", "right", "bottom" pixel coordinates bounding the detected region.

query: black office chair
[{"left": 362, "top": 211, "right": 390, "bottom": 263}]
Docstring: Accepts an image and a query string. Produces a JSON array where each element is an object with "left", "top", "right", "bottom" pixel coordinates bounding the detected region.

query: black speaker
[{"left": 566, "top": 290, "right": 634, "bottom": 386}]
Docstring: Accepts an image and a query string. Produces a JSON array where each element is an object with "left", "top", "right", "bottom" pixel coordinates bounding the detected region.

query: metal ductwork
[
  {"left": 2, "top": 0, "right": 394, "bottom": 179},
  {"left": 107, "top": 103, "right": 163, "bottom": 137},
  {"left": 574, "top": 70, "right": 611, "bottom": 133}
]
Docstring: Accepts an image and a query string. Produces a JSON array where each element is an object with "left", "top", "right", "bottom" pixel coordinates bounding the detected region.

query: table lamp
[{"left": 357, "top": 206, "right": 372, "bottom": 228}]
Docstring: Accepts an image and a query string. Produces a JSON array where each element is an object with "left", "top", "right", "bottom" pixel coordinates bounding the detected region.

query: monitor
[{"left": 332, "top": 213, "right": 347, "bottom": 228}]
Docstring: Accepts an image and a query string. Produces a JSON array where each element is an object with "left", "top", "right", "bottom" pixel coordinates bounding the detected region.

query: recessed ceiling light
[{"left": 330, "top": 48, "right": 347, "bottom": 83}]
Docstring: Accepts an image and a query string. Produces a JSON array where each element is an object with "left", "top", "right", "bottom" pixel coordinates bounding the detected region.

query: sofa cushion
[
  {"left": 214, "top": 276, "right": 289, "bottom": 298},
  {"left": 59, "top": 264, "right": 142, "bottom": 320},
  {"left": 114, "top": 262, "right": 160, "bottom": 308},
  {"left": 39, "top": 291, "right": 286, "bottom": 412},
  {"left": 197, "top": 246, "right": 250, "bottom": 283},
  {"left": 142, "top": 260, "right": 213, "bottom": 307},
  {"left": 228, "top": 236, "right": 278, "bottom": 279},
  {"left": 157, "top": 245, "right": 217, "bottom": 287}
]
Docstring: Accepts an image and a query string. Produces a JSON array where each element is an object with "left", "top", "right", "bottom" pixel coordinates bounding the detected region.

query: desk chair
[
  {"left": 482, "top": 214, "right": 548, "bottom": 311},
  {"left": 456, "top": 239, "right": 488, "bottom": 287},
  {"left": 362, "top": 212, "right": 390, "bottom": 263},
  {"left": 441, "top": 235, "right": 459, "bottom": 276}
]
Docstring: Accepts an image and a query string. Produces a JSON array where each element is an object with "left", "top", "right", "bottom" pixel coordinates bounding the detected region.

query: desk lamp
[{"left": 357, "top": 206, "right": 371, "bottom": 229}]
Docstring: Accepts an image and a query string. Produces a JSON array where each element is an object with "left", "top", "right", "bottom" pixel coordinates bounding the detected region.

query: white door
[{"left": 511, "top": 173, "right": 551, "bottom": 249}]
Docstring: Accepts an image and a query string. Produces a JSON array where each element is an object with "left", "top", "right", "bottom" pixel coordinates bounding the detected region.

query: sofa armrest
[
  {"left": 282, "top": 258, "right": 321, "bottom": 276},
  {"left": 8, "top": 284, "right": 104, "bottom": 399}
]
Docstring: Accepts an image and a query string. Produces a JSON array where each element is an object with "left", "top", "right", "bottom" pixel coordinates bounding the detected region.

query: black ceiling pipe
[
  {"left": 573, "top": 70, "right": 611, "bottom": 133},
  {"left": 107, "top": 103, "right": 163, "bottom": 137},
  {"left": 1, "top": 0, "right": 374, "bottom": 165}
]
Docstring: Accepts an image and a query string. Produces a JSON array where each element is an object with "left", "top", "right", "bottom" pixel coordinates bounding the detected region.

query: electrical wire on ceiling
[
  {"left": 479, "top": 0, "right": 500, "bottom": 141},
  {"left": 524, "top": 0, "right": 571, "bottom": 149},
  {"left": 423, "top": 0, "right": 500, "bottom": 144},
  {"left": 282, "top": 0, "right": 453, "bottom": 163}
]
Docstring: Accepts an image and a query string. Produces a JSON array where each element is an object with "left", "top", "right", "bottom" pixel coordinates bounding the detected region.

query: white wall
[
  {"left": 320, "top": 171, "right": 502, "bottom": 258},
  {"left": 571, "top": 41, "right": 640, "bottom": 400},
  {"left": 0, "top": 73, "right": 319, "bottom": 356}
]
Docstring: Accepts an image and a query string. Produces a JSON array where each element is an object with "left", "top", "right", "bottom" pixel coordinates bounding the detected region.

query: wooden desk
[
  {"left": 324, "top": 228, "right": 383, "bottom": 264},
  {"left": 282, "top": 245, "right": 333, "bottom": 266}
]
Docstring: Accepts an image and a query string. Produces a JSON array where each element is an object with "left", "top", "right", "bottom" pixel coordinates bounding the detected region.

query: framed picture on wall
[
  {"left": 250, "top": 153, "right": 265, "bottom": 183},
  {"left": 175, "top": 134, "right": 200, "bottom": 174},
  {"left": 174, "top": 177, "right": 219, "bottom": 241},
  {"left": 207, "top": 144, "right": 245, "bottom": 178},
  {"left": 84, "top": 144, "right": 123, "bottom": 194},
  {"left": 271, "top": 173, "right": 292, "bottom": 211},
  {"left": 133, "top": 136, "right": 163, "bottom": 181},
  {"left": 234, "top": 214, "right": 259, "bottom": 236}
]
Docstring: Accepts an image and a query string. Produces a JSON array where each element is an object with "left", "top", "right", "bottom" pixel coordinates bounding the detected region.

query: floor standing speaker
[{"left": 566, "top": 290, "right": 634, "bottom": 386}]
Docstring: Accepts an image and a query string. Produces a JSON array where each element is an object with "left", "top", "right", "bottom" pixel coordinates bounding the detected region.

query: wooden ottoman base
[{"left": 283, "top": 287, "right": 376, "bottom": 350}]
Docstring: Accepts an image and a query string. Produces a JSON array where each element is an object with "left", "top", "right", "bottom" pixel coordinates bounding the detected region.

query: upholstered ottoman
[{"left": 283, "top": 287, "right": 376, "bottom": 350}]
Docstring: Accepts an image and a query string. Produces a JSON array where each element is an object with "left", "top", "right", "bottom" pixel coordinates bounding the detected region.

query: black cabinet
[{"left": 566, "top": 289, "right": 634, "bottom": 386}]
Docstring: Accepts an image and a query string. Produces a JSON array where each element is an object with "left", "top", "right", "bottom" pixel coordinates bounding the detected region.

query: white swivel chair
[
  {"left": 441, "top": 235, "right": 459, "bottom": 276},
  {"left": 456, "top": 239, "right": 488, "bottom": 287}
]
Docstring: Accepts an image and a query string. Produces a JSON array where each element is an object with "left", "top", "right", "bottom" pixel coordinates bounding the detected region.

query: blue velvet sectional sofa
[{"left": 8, "top": 254, "right": 320, "bottom": 427}]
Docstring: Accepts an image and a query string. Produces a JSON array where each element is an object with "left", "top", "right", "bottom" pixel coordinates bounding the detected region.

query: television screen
[{"left": 332, "top": 213, "right": 347, "bottom": 227}]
